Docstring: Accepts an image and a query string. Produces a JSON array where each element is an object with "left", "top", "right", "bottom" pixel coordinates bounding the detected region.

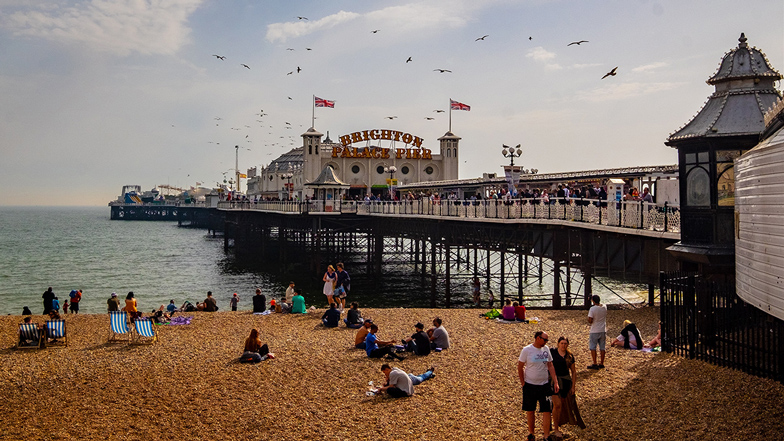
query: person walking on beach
[
  {"left": 323, "top": 265, "right": 337, "bottom": 307},
  {"left": 252, "top": 288, "right": 266, "bottom": 313},
  {"left": 550, "top": 336, "right": 583, "bottom": 439},
  {"left": 518, "top": 331, "right": 559, "bottom": 441},
  {"left": 107, "top": 292, "right": 121, "bottom": 312},
  {"left": 335, "top": 263, "right": 350, "bottom": 312},
  {"left": 42, "top": 287, "right": 55, "bottom": 314},
  {"left": 230, "top": 293, "right": 239, "bottom": 312},
  {"left": 587, "top": 295, "right": 607, "bottom": 369},
  {"left": 70, "top": 289, "right": 82, "bottom": 314}
]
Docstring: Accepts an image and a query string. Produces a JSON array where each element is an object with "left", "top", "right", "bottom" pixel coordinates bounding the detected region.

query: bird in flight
[
  {"left": 434, "top": 69, "right": 452, "bottom": 73},
  {"left": 371, "top": 29, "right": 380, "bottom": 33},
  {"left": 475, "top": 35, "right": 489, "bottom": 41},
  {"left": 286, "top": 48, "right": 295, "bottom": 51},
  {"left": 406, "top": 57, "right": 412, "bottom": 63},
  {"left": 297, "top": 16, "right": 308, "bottom": 20},
  {"left": 433, "top": 109, "right": 445, "bottom": 113},
  {"left": 568, "top": 40, "right": 589, "bottom": 46},
  {"left": 212, "top": 54, "right": 226, "bottom": 60},
  {"left": 306, "top": 47, "right": 312, "bottom": 51},
  {"left": 285, "top": 122, "right": 291, "bottom": 125},
  {"left": 287, "top": 71, "right": 293, "bottom": 75},
  {"left": 601, "top": 66, "right": 618, "bottom": 79},
  {"left": 241, "top": 64, "right": 250, "bottom": 69},
  {"left": 424, "top": 117, "right": 435, "bottom": 120},
  {"left": 529, "top": 36, "right": 532, "bottom": 40},
  {"left": 297, "top": 66, "right": 302, "bottom": 73},
  {"left": 288, "top": 96, "right": 293, "bottom": 100},
  {"left": 385, "top": 116, "right": 397, "bottom": 120}
]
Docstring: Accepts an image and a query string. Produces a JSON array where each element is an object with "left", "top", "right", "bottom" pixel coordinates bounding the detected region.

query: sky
[{"left": 0, "top": 0, "right": 782, "bottom": 206}]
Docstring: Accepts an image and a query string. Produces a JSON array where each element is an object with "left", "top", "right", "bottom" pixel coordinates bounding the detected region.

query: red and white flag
[
  {"left": 314, "top": 96, "right": 335, "bottom": 108},
  {"left": 450, "top": 99, "right": 470, "bottom": 111}
]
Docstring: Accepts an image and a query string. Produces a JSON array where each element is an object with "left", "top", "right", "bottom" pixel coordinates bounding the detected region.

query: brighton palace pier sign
[{"left": 333, "top": 129, "right": 433, "bottom": 160}]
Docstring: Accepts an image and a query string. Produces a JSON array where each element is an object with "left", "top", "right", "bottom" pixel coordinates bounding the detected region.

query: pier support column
[
  {"left": 584, "top": 266, "right": 593, "bottom": 308},
  {"left": 430, "top": 239, "right": 437, "bottom": 308},
  {"left": 553, "top": 260, "right": 562, "bottom": 309},
  {"left": 499, "top": 250, "right": 506, "bottom": 303},
  {"left": 373, "top": 232, "right": 384, "bottom": 274},
  {"left": 445, "top": 242, "right": 451, "bottom": 307},
  {"left": 518, "top": 247, "right": 523, "bottom": 304}
]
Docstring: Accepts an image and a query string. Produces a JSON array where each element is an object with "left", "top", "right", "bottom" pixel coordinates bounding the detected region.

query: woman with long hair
[
  {"left": 123, "top": 291, "right": 140, "bottom": 319},
  {"left": 550, "top": 336, "right": 583, "bottom": 439},
  {"left": 241, "top": 328, "right": 272, "bottom": 363},
  {"left": 322, "top": 265, "right": 337, "bottom": 306}
]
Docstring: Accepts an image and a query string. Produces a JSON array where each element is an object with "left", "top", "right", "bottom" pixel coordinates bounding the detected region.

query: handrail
[{"left": 216, "top": 197, "right": 680, "bottom": 233}]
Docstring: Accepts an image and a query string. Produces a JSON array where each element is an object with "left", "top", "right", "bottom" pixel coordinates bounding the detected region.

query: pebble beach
[{"left": 3, "top": 306, "right": 783, "bottom": 441}]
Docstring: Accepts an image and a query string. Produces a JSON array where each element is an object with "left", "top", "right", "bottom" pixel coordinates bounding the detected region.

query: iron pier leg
[
  {"left": 553, "top": 260, "right": 561, "bottom": 309},
  {"left": 430, "top": 239, "right": 437, "bottom": 308},
  {"left": 445, "top": 242, "right": 451, "bottom": 307}
]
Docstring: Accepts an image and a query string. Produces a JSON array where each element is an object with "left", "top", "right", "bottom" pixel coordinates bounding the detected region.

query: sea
[{"left": 0, "top": 206, "right": 647, "bottom": 316}]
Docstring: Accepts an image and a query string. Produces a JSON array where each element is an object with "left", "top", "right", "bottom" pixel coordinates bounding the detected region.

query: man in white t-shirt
[
  {"left": 517, "top": 331, "right": 559, "bottom": 441},
  {"left": 587, "top": 295, "right": 607, "bottom": 369}
]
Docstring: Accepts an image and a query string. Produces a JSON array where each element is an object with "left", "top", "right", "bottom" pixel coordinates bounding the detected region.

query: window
[
  {"left": 401, "top": 166, "right": 410, "bottom": 175},
  {"left": 352, "top": 165, "right": 360, "bottom": 174},
  {"left": 425, "top": 166, "right": 434, "bottom": 175},
  {"left": 377, "top": 166, "right": 385, "bottom": 174},
  {"left": 716, "top": 150, "right": 742, "bottom": 206},
  {"left": 684, "top": 151, "right": 710, "bottom": 207}
]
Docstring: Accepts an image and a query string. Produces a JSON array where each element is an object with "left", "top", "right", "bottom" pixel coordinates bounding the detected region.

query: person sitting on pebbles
[
  {"left": 376, "top": 364, "right": 435, "bottom": 398},
  {"left": 354, "top": 319, "right": 373, "bottom": 349},
  {"left": 240, "top": 328, "right": 274, "bottom": 363},
  {"left": 366, "top": 324, "right": 405, "bottom": 361},
  {"left": 611, "top": 320, "right": 643, "bottom": 350},
  {"left": 427, "top": 317, "right": 450, "bottom": 350},
  {"left": 344, "top": 302, "right": 364, "bottom": 328},
  {"left": 321, "top": 303, "right": 341, "bottom": 328},
  {"left": 402, "top": 322, "right": 431, "bottom": 356},
  {"left": 645, "top": 321, "right": 662, "bottom": 349}
]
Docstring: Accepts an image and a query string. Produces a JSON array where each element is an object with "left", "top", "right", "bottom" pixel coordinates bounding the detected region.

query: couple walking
[{"left": 323, "top": 262, "right": 350, "bottom": 311}]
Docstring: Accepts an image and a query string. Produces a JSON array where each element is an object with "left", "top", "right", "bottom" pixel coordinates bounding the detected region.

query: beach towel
[
  {"left": 169, "top": 316, "right": 193, "bottom": 325},
  {"left": 253, "top": 310, "right": 273, "bottom": 315}
]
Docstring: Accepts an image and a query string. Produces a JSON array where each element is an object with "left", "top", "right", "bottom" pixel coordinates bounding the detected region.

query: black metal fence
[{"left": 660, "top": 271, "right": 784, "bottom": 382}]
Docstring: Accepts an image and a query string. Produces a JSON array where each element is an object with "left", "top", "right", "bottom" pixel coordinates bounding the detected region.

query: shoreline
[{"left": 3, "top": 306, "right": 782, "bottom": 440}]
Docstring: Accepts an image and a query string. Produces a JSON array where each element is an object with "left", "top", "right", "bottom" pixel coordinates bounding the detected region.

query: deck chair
[
  {"left": 45, "top": 319, "right": 68, "bottom": 347},
  {"left": 16, "top": 323, "right": 44, "bottom": 349},
  {"left": 132, "top": 317, "right": 158, "bottom": 345},
  {"left": 109, "top": 311, "right": 131, "bottom": 343}
]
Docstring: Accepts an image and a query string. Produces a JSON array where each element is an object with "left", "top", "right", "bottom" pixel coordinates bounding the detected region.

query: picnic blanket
[{"left": 169, "top": 316, "right": 193, "bottom": 325}]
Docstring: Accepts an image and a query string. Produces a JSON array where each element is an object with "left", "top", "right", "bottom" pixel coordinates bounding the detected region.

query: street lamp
[
  {"left": 384, "top": 165, "right": 397, "bottom": 200},
  {"left": 502, "top": 144, "right": 523, "bottom": 167},
  {"left": 281, "top": 172, "right": 293, "bottom": 200}
]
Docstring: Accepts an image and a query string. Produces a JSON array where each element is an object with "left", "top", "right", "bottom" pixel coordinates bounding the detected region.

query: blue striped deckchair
[
  {"left": 132, "top": 317, "right": 158, "bottom": 345},
  {"left": 109, "top": 311, "right": 131, "bottom": 343},
  {"left": 45, "top": 319, "right": 68, "bottom": 347},
  {"left": 16, "top": 323, "right": 43, "bottom": 349}
]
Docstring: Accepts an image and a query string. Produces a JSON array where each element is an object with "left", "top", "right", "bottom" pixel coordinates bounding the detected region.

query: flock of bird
[{"left": 195, "top": 16, "right": 619, "bottom": 179}]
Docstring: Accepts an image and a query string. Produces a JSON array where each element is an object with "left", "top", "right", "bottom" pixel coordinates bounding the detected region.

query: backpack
[{"left": 483, "top": 309, "right": 501, "bottom": 319}]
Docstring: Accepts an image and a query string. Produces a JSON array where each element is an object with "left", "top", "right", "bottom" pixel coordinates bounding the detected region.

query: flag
[
  {"left": 450, "top": 99, "right": 470, "bottom": 111},
  {"left": 314, "top": 96, "right": 335, "bottom": 108},
  {"left": 239, "top": 173, "right": 247, "bottom": 179}
]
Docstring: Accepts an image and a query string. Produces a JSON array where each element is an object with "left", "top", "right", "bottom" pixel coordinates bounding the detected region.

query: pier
[{"left": 185, "top": 198, "right": 681, "bottom": 308}]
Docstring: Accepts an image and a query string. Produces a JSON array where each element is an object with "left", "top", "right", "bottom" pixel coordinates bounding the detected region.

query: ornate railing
[{"left": 219, "top": 198, "right": 680, "bottom": 233}]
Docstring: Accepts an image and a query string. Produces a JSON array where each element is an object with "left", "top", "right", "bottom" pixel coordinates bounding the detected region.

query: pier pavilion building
[{"left": 247, "top": 127, "right": 460, "bottom": 200}]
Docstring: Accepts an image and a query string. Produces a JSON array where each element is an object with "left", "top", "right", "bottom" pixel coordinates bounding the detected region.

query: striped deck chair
[
  {"left": 109, "top": 311, "right": 131, "bottom": 343},
  {"left": 16, "top": 323, "right": 43, "bottom": 349},
  {"left": 132, "top": 317, "right": 158, "bottom": 345},
  {"left": 45, "top": 319, "right": 68, "bottom": 347}
]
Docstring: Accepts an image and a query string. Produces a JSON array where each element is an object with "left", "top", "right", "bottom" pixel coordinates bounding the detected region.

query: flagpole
[
  {"left": 448, "top": 99, "right": 452, "bottom": 132},
  {"left": 312, "top": 95, "right": 315, "bottom": 128}
]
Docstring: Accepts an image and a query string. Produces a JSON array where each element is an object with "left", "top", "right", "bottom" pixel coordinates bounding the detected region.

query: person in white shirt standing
[
  {"left": 587, "top": 295, "right": 607, "bottom": 369},
  {"left": 518, "top": 331, "right": 559, "bottom": 441}
]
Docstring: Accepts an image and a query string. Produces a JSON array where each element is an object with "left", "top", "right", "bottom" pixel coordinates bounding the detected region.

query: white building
[{"left": 247, "top": 126, "right": 461, "bottom": 199}]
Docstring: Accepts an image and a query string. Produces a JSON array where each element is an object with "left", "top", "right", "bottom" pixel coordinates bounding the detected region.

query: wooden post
[
  {"left": 648, "top": 283, "right": 655, "bottom": 306},
  {"left": 553, "top": 260, "right": 562, "bottom": 309}
]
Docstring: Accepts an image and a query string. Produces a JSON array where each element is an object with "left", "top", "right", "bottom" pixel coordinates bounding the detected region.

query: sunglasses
[{"left": 539, "top": 336, "right": 548, "bottom": 342}]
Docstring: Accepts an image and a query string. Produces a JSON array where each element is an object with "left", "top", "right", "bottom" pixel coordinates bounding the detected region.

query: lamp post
[
  {"left": 502, "top": 144, "right": 523, "bottom": 166},
  {"left": 384, "top": 165, "right": 397, "bottom": 200},
  {"left": 282, "top": 172, "right": 293, "bottom": 200}
]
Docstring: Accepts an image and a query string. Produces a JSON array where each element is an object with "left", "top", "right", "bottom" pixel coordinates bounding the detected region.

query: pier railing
[{"left": 219, "top": 198, "right": 679, "bottom": 233}]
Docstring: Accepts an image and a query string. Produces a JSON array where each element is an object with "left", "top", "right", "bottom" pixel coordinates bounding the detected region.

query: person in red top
[{"left": 70, "top": 290, "right": 82, "bottom": 314}]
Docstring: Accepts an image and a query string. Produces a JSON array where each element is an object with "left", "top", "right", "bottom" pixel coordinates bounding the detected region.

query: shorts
[
  {"left": 522, "top": 382, "right": 552, "bottom": 413},
  {"left": 70, "top": 302, "right": 79, "bottom": 312},
  {"left": 589, "top": 332, "right": 606, "bottom": 351}
]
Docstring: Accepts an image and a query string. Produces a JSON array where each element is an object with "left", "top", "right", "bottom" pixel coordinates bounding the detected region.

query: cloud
[
  {"left": 2, "top": 0, "right": 204, "bottom": 56},
  {"left": 266, "top": 1, "right": 472, "bottom": 43},
  {"left": 577, "top": 81, "right": 684, "bottom": 102},
  {"left": 632, "top": 61, "right": 669, "bottom": 73},
  {"left": 265, "top": 10, "right": 360, "bottom": 43},
  {"left": 526, "top": 46, "right": 562, "bottom": 70}
]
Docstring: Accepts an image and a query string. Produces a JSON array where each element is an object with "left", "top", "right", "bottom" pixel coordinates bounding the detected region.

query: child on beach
[
  {"left": 62, "top": 299, "right": 69, "bottom": 314},
  {"left": 230, "top": 293, "right": 239, "bottom": 311}
]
